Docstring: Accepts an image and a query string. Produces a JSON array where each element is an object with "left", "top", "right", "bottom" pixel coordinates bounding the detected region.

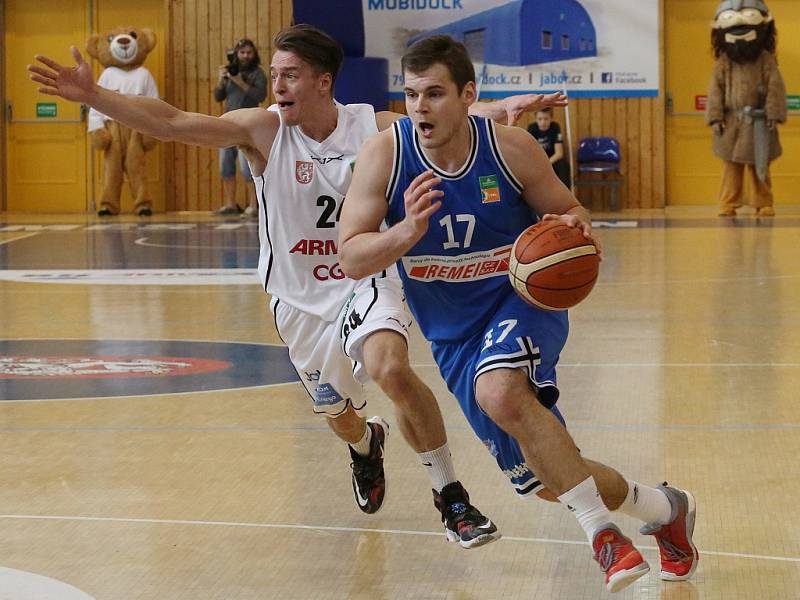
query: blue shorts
[
  {"left": 219, "top": 146, "right": 252, "bottom": 180},
  {"left": 431, "top": 292, "right": 569, "bottom": 498}
]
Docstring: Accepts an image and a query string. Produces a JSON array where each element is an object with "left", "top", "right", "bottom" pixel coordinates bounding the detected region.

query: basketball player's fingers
[
  {"left": 419, "top": 201, "right": 442, "bottom": 220},
  {"left": 407, "top": 170, "right": 437, "bottom": 194},
  {"left": 37, "top": 87, "right": 60, "bottom": 96},
  {"left": 34, "top": 55, "right": 64, "bottom": 71},
  {"left": 407, "top": 176, "right": 442, "bottom": 204},
  {"left": 28, "top": 64, "right": 57, "bottom": 80},
  {"left": 70, "top": 46, "right": 86, "bottom": 65},
  {"left": 30, "top": 74, "right": 57, "bottom": 87},
  {"left": 407, "top": 189, "right": 443, "bottom": 214}
]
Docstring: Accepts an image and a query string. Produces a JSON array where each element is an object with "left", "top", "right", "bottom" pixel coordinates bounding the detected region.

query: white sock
[
  {"left": 418, "top": 443, "right": 458, "bottom": 492},
  {"left": 558, "top": 477, "right": 614, "bottom": 542},
  {"left": 349, "top": 422, "right": 373, "bottom": 457},
  {"left": 617, "top": 480, "right": 672, "bottom": 525}
]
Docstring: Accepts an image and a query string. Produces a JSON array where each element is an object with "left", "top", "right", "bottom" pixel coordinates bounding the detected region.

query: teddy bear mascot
[
  {"left": 707, "top": 0, "right": 787, "bottom": 217},
  {"left": 86, "top": 27, "right": 159, "bottom": 216}
]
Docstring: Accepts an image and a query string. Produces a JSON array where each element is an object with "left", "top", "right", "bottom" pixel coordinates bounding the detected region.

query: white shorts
[{"left": 270, "top": 274, "right": 411, "bottom": 417}]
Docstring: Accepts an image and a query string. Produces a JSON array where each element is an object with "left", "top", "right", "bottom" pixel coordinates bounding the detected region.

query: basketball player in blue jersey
[
  {"left": 29, "top": 26, "right": 566, "bottom": 549},
  {"left": 339, "top": 35, "right": 698, "bottom": 593}
]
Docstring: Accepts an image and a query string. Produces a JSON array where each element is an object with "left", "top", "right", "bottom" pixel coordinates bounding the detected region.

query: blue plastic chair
[{"left": 573, "top": 137, "right": 624, "bottom": 211}]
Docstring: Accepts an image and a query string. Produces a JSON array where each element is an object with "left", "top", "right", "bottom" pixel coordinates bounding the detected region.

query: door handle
[{"left": 5, "top": 100, "right": 11, "bottom": 121}]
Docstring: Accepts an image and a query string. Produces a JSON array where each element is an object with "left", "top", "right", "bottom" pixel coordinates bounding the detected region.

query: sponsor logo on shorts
[
  {"left": 295, "top": 161, "right": 314, "bottom": 184},
  {"left": 402, "top": 246, "right": 511, "bottom": 282},
  {"left": 314, "top": 383, "right": 344, "bottom": 406},
  {"left": 503, "top": 463, "right": 531, "bottom": 480},
  {"left": 482, "top": 439, "right": 499, "bottom": 457}
]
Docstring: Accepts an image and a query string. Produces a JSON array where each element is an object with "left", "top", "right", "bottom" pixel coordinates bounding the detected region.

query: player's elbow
[{"left": 338, "top": 243, "right": 368, "bottom": 281}]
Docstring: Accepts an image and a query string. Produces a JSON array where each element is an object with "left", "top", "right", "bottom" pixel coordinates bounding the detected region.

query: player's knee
[
  {"left": 475, "top": 375, "right": 526, "bottom": 428},
  {"left": 367, "top": 356, "right": 410, "bottom": 389},
  {"left": 536, "top": 488, "right": 559, "bottom": 502},
  {"left": 362, "top": 332, "right": 410, "bottom": 386}
]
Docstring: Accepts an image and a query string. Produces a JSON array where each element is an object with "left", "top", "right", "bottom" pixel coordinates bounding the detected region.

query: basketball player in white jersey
[{"left": 29, "top": 25, "right": 563, "bottom": 547}]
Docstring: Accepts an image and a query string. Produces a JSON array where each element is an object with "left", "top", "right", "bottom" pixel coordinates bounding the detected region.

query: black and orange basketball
[{"left": 508, "top": 220, "right": 599, "bottom": 311}]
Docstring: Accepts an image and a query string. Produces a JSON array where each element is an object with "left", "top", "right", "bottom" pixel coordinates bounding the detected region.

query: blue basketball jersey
[{"left": 386, "top": 115, "right": 543, "bottom": 342}]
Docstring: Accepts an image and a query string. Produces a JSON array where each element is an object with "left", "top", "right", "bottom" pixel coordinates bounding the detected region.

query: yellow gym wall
[
  {"left": 2, "top": 1, "right": 799, "bottom": 212},
  {"left": 165, "top": 0, "right": 291, "bottom": 211}
]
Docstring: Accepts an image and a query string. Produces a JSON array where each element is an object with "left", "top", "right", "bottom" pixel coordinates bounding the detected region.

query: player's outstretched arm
[
  {"left": 469, "top": 92, "right": 568, "bottom": 126},
  {"left": 29, "top": 46, "right": 255, "bottom": 149},
  {"left": 375, "top": 92, "right": 568, "bottom": 131},
  {"left": 339, "top": 131, "right": 443, "bottom": 280}
]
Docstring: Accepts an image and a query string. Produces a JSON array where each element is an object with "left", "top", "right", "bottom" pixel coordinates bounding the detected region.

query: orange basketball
[{"left": 508, "top": 220, "right": 599, "bottom": 311}]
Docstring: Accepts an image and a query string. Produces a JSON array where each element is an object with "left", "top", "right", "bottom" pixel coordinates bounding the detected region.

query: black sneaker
[
  {"left": 97, "top": 208, "right": 112, "bottom": 217},
  {"left": 433, "top": 481, "right": 501, "bottom": 549},
  {"left": 349, "top": 416, "right": 388, "bottom": 514},
  {"left": 137, "top": 207, "right": 152, "bottom": 217}
]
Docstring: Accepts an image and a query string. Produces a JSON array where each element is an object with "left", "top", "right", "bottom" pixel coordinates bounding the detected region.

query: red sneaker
[
  {"left": 640, "top": 484, "right": 699, "bottom": 581},
  {"left": 592, "top": 524, "right": 650, "bottom": 593}
]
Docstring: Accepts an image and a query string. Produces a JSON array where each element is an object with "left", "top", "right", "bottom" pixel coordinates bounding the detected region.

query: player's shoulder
[
  {"left": 221, "top": 106, "right": 279, "bottom": 128},
  {"left": 493, "top": 121, "right": 539, "bottom": 155},
  {"left": 358, "top": 127, "right": 394, "bottom": 158}
]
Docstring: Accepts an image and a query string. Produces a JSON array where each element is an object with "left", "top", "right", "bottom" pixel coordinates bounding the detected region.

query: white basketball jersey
[{"left": 253, "top": 103, "right": 379, "bottom": 321}]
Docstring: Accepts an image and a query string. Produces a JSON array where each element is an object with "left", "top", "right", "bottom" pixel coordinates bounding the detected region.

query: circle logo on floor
[{"left": 0, "top": 339, "right": 298, "bottom": 400}]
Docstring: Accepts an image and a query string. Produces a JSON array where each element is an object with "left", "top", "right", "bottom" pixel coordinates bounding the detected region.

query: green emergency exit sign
[
  {"left": 36, "top": 102, "right": 57, "bottom": 117},
  {"left": 788, "top": 95, "right": 800, "bottom": 111}
]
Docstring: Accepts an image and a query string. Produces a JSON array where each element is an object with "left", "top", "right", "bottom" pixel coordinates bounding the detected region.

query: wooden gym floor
[{"left": 1, "top": 207, "right": 799, "bottom": 599}]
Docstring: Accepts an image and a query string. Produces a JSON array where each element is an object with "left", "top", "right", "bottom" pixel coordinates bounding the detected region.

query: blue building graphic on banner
[{"left": 407, "top": 0, "right": 597, "bottom": 66}]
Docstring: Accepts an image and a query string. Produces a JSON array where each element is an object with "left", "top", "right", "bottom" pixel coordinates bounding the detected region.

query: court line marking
[
  {"left": 0, "top": 232, "right": 40, "bottom": 246},
  {"left": 133, "top": 236, "right": 260, "bottom": 250},
  {"left": 596, "top": 273, "right": 800, "bottom": 286},
  {"left": 3, "top": 421, "right": 800, "bottom": 433},
  {"left": 411, "top": 362, "right": 800, "bottom": 368},
  {"left": 1, "top": 514, "right": 796, "bottom": 564}
]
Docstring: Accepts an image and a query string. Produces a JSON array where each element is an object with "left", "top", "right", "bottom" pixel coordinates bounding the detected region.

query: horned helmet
[{"left": 712, "top": 0, "right": 776, "bottom": 62}]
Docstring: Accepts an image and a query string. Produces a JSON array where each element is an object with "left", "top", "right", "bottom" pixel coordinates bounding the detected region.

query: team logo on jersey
[
  {"left": 309, "top": 154, "right": 344, "bottom": 165},
  {"left": 295, "top": 161, "right": 314, "bottom": 184},
  {"left": 479, "top": 174, "right": 501, "bottom": 203}
]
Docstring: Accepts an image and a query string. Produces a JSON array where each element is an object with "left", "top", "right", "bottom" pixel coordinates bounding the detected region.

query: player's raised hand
[
  {"left": 28, "top": 46, "right": 96, "bottom": 103},
  {"left": 504, "top": 92, "right": 568, "bottom": 126},
  {"left": 542, "top": 212, "right": 603, "bottom": 259},
  {"left": 402, "top": 170, "right": 443, "bottom": 240}
]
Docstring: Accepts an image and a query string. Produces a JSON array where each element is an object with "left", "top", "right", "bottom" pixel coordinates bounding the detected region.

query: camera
[{"left": 225, "top": 49, "right": 240, "bottom": 77}]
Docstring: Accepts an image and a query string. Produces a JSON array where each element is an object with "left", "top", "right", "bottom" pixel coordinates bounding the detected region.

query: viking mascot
[{"left": 707, "top": 0, "right": 787, "bottom": 216}]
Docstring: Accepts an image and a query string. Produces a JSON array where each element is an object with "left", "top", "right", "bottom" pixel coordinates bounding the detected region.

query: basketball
[{"left": 508, "top": 220, "right": 600, "bottom": 311}]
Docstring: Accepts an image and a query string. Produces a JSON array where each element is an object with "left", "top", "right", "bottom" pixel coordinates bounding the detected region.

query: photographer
[{"left": 213, "top": 38, "right": 267, "bottom": 216}]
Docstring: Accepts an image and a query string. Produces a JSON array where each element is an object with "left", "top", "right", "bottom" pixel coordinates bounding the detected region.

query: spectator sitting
[{"left": 527, "top": 107, "right": 571, "bottom": 190}]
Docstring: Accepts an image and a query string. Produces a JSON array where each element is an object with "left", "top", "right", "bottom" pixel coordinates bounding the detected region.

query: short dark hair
[
  {"left": 235, "top": 38, "right": 261, "bottom": 68},
  {"left": 536, "top": 107, "right": 553, "bottom": 115},
  {"left": 274, "top": 25, "right": 343, "bottom": 87},
  {"left": 401, "top": 35, "right": 475, "bottom": 93}
]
